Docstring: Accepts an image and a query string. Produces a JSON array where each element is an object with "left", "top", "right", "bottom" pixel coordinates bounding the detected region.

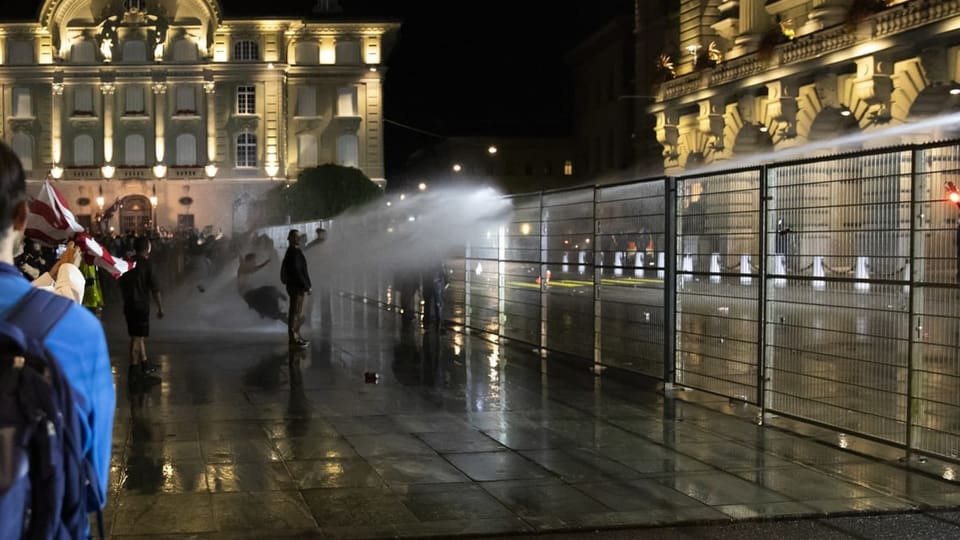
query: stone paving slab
[{"left": 100, "top": 300, "right": 960, "bottom": 538}]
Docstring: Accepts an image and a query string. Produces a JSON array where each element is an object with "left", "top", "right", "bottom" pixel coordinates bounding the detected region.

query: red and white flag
[{"left": 24, "top": 181, "right": 132, "bottom": 278}]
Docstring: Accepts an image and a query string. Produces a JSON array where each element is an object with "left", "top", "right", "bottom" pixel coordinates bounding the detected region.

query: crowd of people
[{"left": 0, "top": 136, "right": 455, "bottom": 538}]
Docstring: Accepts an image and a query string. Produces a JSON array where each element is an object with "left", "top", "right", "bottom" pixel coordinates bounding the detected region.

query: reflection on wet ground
[{"left": 102, "top": 297, "right": 960, "bottom": 539}]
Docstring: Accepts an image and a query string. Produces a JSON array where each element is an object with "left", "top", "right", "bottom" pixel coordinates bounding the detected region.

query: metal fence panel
[
  {"left": 765, "top": 151, "right": 911, "bottom": 445},
  {"left": 912, "top": 143, "right": 960, "bottom": 458},
  {"left": 676, "top": 169, "right": 762, "bottom": 402},
  {"left": 542, "top": 189, "right": 595, "bottom": 359},
  {"left": 596, "top": 180, "right": 667, "bottom": 378}
]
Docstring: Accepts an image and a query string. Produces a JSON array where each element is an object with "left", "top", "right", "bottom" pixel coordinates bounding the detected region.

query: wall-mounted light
[
  {"left": 418, "top": 182, "right": 427, "bottom": 191},
  {"left": 149, "top": 184, "right": 158, "bottom": 207},
  {"left": 369, "top": 65, "right": 378, "bottom": 72},
  {"left": 50, "top": 165, "right": 64, "bottom": 179},
  {"left": 153, "top": 164, "right": 167, "bottom": 178},
  {"left": 452, "top": 163, "right": 462, "bottom": 172},
  {"left": 758, "top": 123, "right": 769, "bottom": 133},
  {"left": 96, "top": 185, "right": 104, "bottom": 208},
  {"left": 265, "top": 159, "right": 280, "bottom": 178},
  {"left": 951, "top": 87, "right": 960, "bottom": 96},
  {"left": 840, "top": 107, "right": 852, "bottom": 117},
  {"left": 204, "top": 163, "right": 218, "bottom": 178},
  {"left": 101, "top": 165, "right": 115, "bottom": 179},
  {"left": 399, "top": 193, "right": 406, "bottom": 201},
  {"left": 488, "top": 145, "right": 498, "bottom": 155}
]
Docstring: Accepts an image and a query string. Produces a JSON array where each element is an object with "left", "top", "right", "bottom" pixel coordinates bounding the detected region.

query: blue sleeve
[{"left": 44, "top": 306, "right": 115, "bottom": 508}]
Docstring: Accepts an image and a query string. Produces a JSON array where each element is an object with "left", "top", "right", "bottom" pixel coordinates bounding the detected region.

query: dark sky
[{"left": 11, "top": 0, "right": 633, "bottom": 175}]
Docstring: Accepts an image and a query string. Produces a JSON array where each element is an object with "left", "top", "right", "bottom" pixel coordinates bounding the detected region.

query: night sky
[{"left": 10, "top": 0, "right": 633, "bottom": 176}]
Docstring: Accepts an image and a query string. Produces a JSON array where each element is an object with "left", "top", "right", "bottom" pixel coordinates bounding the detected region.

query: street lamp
[
  {"left": 452, "top": 163, "right": 462, "bottom": 173},
  {"left": 487, "top": 145, "right": 498, "bottom": 155},
  {"left": 150, "top": 185, "right": 159, "bottom": 232},
  {"left": 418, "top": 182, "right": 427, "bottom": 191}
]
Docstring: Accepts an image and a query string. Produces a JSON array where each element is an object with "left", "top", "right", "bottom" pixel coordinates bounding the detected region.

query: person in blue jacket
[{"left": 0, "top": 141, "right": 115, "bottom": 524}]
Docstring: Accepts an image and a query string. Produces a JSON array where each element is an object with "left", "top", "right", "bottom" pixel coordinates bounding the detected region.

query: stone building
[
  {"left": 650, "top": 0, "right": 959, "bottom": 173},
  {"left": 0, "top": 0, "right": 398, "bottom": 235}
]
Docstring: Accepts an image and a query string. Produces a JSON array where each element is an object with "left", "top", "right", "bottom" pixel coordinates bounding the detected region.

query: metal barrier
[{"left": 333, "top": 139, "right": 960, "bottom": 463}]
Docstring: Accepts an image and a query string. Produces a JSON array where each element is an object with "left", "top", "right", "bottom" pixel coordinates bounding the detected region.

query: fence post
[
  {"left": 906, "top": 148, "right": 919, "bottom": 459},
  {"left": 758, "top": 165, "right": 769, "bottom": 412},
  {"left": 664, "top": 176, "right": 677, "bottom": 386},
  {"left": 593, "top": 185, "right": 602, "bottom": 369}
]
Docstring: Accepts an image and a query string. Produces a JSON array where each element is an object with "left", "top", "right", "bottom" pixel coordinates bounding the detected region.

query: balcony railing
[
  {"left": 169, "top": 166, "right": 204, "bottom": 179},
  {"left": 660, "top": 0, "right": 960, "bottom": 101}
]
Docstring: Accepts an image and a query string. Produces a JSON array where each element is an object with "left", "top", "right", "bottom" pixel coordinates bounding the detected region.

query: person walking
[
  {"left": 281, "top": 229, "right": 311, "bottom": 348},
  {"left": 119, "top": 236, "right": 164, "bottom": 381}
]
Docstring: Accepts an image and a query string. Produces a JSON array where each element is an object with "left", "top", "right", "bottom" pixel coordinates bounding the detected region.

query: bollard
[
  {"left": 740, "top": 255, "right": 752, "bottom": 285},
  {"left": 657, "top": 252, "right": 665, "bottom": 279},
  {"left": 681, "top": 255, "right": 693, "bottom": 282},
  {"left": 854, "top": 256, "right": 870, "bottom": 292},
  {"left": 709, "top": 253, "right": 721, "bottom": 283},
  {"left": 812, "top": 256, "right": 826, "bottom": 290},
  {"left": 614, "top": 251, "right": 624, "bottom": 277},
  {"left": 578, "top": 250, "right": 587, "bottom": 276},
  {"left": 561, "top": 251, "right": 569, "bottom": 273},
  {"left": 773, "top": 254, "right": 787, "bottom": 288},
  {"left": 635, "top": 252, "right": 644, "bottom": 277}
]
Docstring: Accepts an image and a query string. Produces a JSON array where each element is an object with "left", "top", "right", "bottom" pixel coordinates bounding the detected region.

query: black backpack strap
[{"left": 3, "top": 288, "right": 74, "bottom": 347}]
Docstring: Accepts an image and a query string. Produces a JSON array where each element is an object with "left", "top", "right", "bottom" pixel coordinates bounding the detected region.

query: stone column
[
  {"left": 734, "top": 0, "right": 769, "bottom": 55},
  {"left": 51, "top": 82, "right": 64, "bottom": 167},
  {"left": 801, "top": 0, "right": 854, "bottom": 35},
  {"left": 101, "top": 83, "right": 116, "bottom": 169},
  {"left": 153, "top": 82, "right": 167, "bottom": 165},
  {"left": 204, "top": 80, "right": 217, "bottom": 168}
]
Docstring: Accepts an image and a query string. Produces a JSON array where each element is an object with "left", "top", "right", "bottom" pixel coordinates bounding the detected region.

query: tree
[{"left": 263, "top": 165, "right": 383, "bottom": 223}]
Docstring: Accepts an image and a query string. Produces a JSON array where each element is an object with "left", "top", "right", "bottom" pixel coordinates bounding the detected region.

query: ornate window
[
  {"left": 335, "top": 40, "right": 360, "bottom": 64},
  {"left": 336, "top": 86, "right": 357, "bottom": 116},
  {"left": 73, "top": 134, "right": 95, "bottom": 167},
  {"left": 294, "top": 41, "right": 318, "bottom": 64},
  {"left": 124, "top": 134, "right": 146, "bottom": 166},
  {"left": 173, "top": 39, "right": 197, "bottom": 62},
  {"left": 176, "top": 87, "right": 197, "bottom": 114},
  {"left": 12, "top": 88, "right": 31, "bottom": 117},
  {"left": 236, "top": 85, "right": 256, "bottom": 115},
  {"left": 122, "top": 40, "right": 147, "bottom": 62},
  {"left": 176, "top": 134, "right": 198, "bottom": 166},
  {"left": 296, "top": 86, "right": 317, "bottom": 117},
  {"left": 298, "top": 134, "right": 319, "bottom": 168},
  {"left": 233, "top": 40, "right": 260, "bottom": 61},
  {"left": 125, "top": 87, "right": 144, "bottom": 114},
  {"left": 71, "top": 41, "right": 96, "bottom": 63},
  {"left": 11, "top": 133, "right": 33, "bottom": 171},
  {"left": 336, "top": 134, "right": 358, "bottom": 168},
  {"left": 74, "top": 87, "right": 94, "bottom": 115},
  {"left": 236, "top": 133, "right": 257, "bottom": 168}
]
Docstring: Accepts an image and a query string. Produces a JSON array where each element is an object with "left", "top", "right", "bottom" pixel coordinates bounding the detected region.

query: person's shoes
[{"left": 141, "top": 360, "right": 161, "bottom": 374}]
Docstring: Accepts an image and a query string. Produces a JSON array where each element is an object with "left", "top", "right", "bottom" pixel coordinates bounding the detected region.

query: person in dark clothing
[
  {"left": 119, "top": 236, "right": 164, "bottom": 381},
  {"left": 14, "top": 238, "right": 49, "bottom": 280},
  {"left": 421, "top": 260, "right": 449, "bottom": 326},
  {"left": 280, "top": 229, "right": 311, "bottom": 348}
]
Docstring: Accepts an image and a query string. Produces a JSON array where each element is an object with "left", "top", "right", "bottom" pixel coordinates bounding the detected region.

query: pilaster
[
  {"left": 101, "top": 82, "right": 116, "bottom": 170},
  {"left": 152, "top": 82, "right": 167, "bottom": 164},
  {"left": 51, "top": 80, "right": 63, "bottom": 166},
  {"left": 204, "top": 80, "right": 217, "bottom": 169}
]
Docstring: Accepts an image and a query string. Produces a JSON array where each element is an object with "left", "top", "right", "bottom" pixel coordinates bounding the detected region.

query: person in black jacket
[{"left": 280, "top": 229, "right": 311, "bottom": 348}]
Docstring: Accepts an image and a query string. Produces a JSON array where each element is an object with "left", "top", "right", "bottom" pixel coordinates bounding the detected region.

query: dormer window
[{"left": 234, "top": 40, "right": 259, "bottom": 61}]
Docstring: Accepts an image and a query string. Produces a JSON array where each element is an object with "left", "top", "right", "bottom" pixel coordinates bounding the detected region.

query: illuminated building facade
[
  {"left": 650, "top": 0, "right": 959, "bottom": 173},
  {"left": 0, "top": 0, "right": 397, "bottom": 234}
]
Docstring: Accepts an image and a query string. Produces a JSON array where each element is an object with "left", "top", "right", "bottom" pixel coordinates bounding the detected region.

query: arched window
[
  {"left": 236, "top": 133, "right": 257, "bottom": 168},
  {"left": 122, "top": 40, "right": 147, "bottom": 62},
  {"left": 298, "top": 134, "right": 319, "bottom": 168},
  {"left": 233, "top": 40, "right": 259, "bottom": 61},
  {"left": 334, "top": 40, "right": 360, "bottom": 64},
  {"left": 11, "top": 133, "right": 33, "bottom": 171},
  {"left": 124, "top": 134, "right": 146, "bottom": 166},
  {"left": 176, "top": 134, "right": 198, "bottom": 166},
  {"left": 71, "top": 41, "right": 96, "bottom": 63},
  {"left": 294, "top": 41, "right": 318, "bottom": 64},
  {"left": 336, "top": 134, "right": 358, "bottom": 168},
  {"left": 173, "top": 39, "right": 197, "bottom": 62},
  {"left": 73, "top": 134, "right": 95, "bottom": 167}
]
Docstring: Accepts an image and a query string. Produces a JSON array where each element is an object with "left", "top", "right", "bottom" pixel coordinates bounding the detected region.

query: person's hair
[
  {"left": 0, "top": 140, "right": 27, "bottom": 239},
  {"left": 134, "top": 235, "right": 150, "bottom": 254},
  {"left": 288, "top": 229, "right": 300, "bottom": 240}
]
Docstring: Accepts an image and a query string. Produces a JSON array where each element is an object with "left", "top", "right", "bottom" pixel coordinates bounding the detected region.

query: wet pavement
[{"left": 99, "top": 296, "right": 960, "bottom": 539}]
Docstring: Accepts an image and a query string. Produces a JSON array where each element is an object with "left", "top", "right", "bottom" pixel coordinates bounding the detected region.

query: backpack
[{"left": 0, "top": 288, "right": 104, "bottom": 540}]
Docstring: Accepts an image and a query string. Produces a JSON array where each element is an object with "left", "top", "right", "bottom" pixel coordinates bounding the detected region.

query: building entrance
[{"left": 120, "top": 195, "right": 152, "bottom": 235}]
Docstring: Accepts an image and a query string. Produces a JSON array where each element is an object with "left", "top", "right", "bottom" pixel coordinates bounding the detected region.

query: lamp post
[{"left": 149, "top": 184, "right": 159, "bottom": 233}]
